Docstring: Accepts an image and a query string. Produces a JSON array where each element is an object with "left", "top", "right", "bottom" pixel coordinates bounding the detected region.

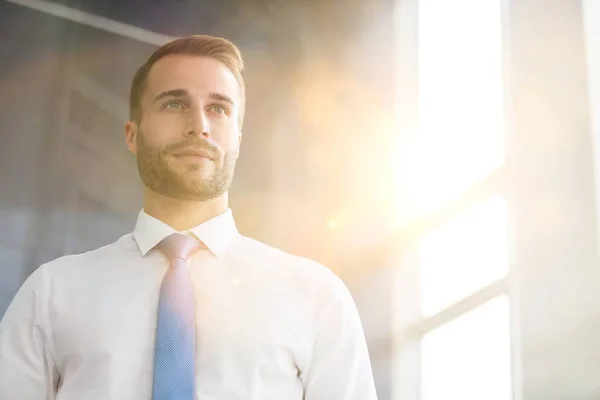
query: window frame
[{"left": 391, "top": 1, "right": 522, "bottom": 399}]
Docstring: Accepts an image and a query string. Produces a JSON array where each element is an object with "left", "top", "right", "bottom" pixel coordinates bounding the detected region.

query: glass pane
[
  {"left": 418, "top": 195, "right": 508, "bottom": 316},
  {"left": 398, "top": 0, "right": 505, "bottom": 223},
  {"left": 421, "top": 295, "right": 512, "bottom": 400}
]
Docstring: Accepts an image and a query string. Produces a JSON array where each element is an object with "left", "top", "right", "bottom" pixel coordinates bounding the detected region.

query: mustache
[{"left": 163, "top": 139, "right": 222, "bottom": 158}]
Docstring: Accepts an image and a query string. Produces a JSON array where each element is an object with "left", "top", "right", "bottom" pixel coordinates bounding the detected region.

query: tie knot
[{"left": 156, "top": 233, "right": 200, "bottom": 261}]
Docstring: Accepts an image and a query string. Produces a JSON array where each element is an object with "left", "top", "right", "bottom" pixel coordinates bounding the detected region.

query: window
[
  {"left": 418, "top": 195, "right": 509, "bottom": 317},
  {"left": 421, "top": 295, "right": 512, "bottom": 400},
  {"left": 393, "top": 0, "right": 513, "bottom": 399},
  {"left": 410, "top": 0, "right": 505, "bottom": 217}
]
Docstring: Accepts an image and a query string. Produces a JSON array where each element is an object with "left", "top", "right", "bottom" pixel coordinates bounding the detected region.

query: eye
[
  {"left": 209, "top": 104, "right": 229, "bottom": 115},
  {"left": 164, "top": 100, "right": 184, "bottom": 109}
]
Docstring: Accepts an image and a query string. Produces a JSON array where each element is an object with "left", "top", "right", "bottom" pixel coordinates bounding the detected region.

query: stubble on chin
[{"left": 136, "top": 134, "right": 236, "bottom": 201}]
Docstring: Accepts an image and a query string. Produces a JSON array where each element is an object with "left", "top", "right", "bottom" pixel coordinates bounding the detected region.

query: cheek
[
  {"left": 227, "top": 138, "right": 241, "bottom": 156},
  {"left": 140, "top": 116, "right": 184, "bottom": 144},
  {"left": 215, "top": 125, "right": 241, "bottom": 148},
  {"left": 213, "top": 137, "right": 240, "bottom": 160}
]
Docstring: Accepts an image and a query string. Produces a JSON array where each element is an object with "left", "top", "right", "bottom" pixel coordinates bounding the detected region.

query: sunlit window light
[
  {"left": 394, "top": 0, "right": 505, "bottom": 227},
  {"left": 417, "top": 194, "right": 509, "bottom": 317},
  {"left": 421, "top": 295, "right": 512, "bottom": 400}
]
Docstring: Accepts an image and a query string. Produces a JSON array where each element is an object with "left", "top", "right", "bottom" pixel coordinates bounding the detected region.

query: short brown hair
[{"left": 129, "top": 34, "right": 246, "bottom": 127}]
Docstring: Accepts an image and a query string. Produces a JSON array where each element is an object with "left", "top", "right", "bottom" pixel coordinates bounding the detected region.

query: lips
[{"left": 173, "top": 148, "right": 214, "bottom": 160}]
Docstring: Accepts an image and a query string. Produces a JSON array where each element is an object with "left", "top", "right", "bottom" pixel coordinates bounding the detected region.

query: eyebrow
[
  {"left": 208, "top": 92, "right": 235, "bottom": 106},
  {"left": 153, "top": 89, "right": 235, "bottom": 106},
  {"left": 153, "top": 89, "right": 189, "bottom": 103}
]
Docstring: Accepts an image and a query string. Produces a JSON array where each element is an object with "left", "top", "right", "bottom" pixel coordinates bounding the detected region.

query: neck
[{"left": 143, "top": 189, "right": 228, "bottom": 231}]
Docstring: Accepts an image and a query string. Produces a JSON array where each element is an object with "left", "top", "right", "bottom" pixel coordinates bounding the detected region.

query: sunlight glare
[{"left": 394, "top": 0, "right": 505, "bottom": 227}]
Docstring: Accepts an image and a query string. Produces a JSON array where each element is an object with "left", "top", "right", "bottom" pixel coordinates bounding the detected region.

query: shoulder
[
  {"left": 230, "top": 235, "right": 347, "bottom": 293},
  {"left": 233, "top": 235, "right": 334, "bottom": 273},
  {"left": 34, "top": 233, "right": 137, "bottom": 276}
]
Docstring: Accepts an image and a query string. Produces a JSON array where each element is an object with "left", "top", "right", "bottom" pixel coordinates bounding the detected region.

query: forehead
[{"left": 144, "top": 54, "right": 240, "bottom": 101}]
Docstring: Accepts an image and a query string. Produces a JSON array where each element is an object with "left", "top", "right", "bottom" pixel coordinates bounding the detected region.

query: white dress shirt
[{"left": 0, "top": 209, "right": 377, "bottom": 399}]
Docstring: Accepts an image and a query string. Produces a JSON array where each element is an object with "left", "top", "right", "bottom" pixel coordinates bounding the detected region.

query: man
[{"left": 0, "top": 35, "right": 377, "bottom": 399}]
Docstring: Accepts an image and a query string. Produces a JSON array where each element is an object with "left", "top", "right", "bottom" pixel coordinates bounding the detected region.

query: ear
[
  {"left": 234, "top": 129, "right": 243, "bottom": 160},
  {"left": 125, "top": 121, "right": 138, "bottom": 155}
]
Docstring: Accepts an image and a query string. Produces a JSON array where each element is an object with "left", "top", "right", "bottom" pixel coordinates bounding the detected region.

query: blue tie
[{"left": 152, "top": 233, "right": 200, "bottom": 400}]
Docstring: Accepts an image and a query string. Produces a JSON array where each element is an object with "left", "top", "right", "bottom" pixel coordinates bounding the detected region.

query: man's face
[{"left": 125, "top": 54, "right": 242, "bottom": 201}]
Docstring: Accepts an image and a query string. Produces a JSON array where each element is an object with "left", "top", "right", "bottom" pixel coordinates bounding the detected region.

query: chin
[
  {"left": 187, "top": 171, "right": 216, "bottom": 183},
  {"left": 186, "top": 161, "right": 215, "bottom": 172}
]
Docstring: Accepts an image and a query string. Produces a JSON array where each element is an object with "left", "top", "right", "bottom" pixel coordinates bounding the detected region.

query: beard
[{"left": 136, "top": 132, "right": 237, "bottom": 201}]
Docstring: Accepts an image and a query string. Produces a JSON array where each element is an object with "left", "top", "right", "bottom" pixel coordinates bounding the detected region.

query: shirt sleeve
[
  {"left": 303, "top": 271, "right": 378, "bottom": 400},
  {"left": 0, "top": 266, "right": 59, "bottom": 399}
]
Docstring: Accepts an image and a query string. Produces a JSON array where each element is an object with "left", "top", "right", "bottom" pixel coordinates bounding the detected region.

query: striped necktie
[{"left": 152, "top": 233, "right": 200, "bottom": 399}]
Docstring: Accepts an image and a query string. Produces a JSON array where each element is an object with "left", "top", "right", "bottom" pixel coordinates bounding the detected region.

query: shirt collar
[{"left": 133, "top": 208, "right": 239, "bottom": 257}]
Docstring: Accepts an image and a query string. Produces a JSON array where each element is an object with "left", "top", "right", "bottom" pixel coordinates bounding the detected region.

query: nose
[{"left": 186, "top": 109, "right": 210, "bottom": 138}]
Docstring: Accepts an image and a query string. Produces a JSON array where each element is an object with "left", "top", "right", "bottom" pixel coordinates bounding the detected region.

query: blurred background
[{"left": 1, "top": 0, "right": 600, "bottom": 398}]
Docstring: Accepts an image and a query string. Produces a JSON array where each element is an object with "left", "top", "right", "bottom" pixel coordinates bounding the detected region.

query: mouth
[{"left": 172, "top": 148, "right": 214, "bottom": 161}]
